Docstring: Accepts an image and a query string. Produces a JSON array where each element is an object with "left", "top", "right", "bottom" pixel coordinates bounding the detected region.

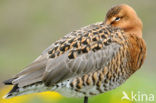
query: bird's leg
[{"left": 84, "top": 96, "right": 88, "bottom": 103}]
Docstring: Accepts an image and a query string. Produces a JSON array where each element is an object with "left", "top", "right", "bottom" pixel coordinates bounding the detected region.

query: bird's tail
[
  {"left": 3, "top": 80, "right": 49, "bottom": 99},
  {"left": 3, "top": 55, "right": 49, "bottom": 99}
]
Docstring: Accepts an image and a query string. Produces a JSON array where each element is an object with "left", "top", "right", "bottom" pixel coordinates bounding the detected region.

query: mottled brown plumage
[{"left": 3, "top": 4, "right": 146, "bottom": 103}]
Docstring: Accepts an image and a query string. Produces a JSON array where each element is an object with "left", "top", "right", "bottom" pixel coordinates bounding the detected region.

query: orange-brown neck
[
  {"left": 127, "top": 34, "right": 146, "bottom": 72},
  {"left": 124, "top": 26, "right": 142, "bottom": 38}
]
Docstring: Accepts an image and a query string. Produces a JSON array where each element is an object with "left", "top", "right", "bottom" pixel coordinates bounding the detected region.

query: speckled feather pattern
[
  {"left": 4, "top": 21, "right": 146, "bottom": 98},
  {"left": 48, "top": 22, "right": 118, "bottom": 59},
  {"left": 42, "top": 22, "right": 126, "bottom": 86}
]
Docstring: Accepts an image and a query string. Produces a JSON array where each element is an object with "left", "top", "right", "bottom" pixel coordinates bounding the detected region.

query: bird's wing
[
  {"left": 42, "top": 25, "right": 124, "bottom": 86},
  {"left": 10, "top": 22, "right": 105, "bottom": 87},
  {"left": 11, "top": 22, "right": 124, "bottom": 87},
  {"left": 43, "top": 43, "right": 121, "bottom": 86}
]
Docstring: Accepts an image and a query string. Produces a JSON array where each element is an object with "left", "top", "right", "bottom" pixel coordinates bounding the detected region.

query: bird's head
[{"left": 104, "top": 4, "right": 143, "bottom": 37}]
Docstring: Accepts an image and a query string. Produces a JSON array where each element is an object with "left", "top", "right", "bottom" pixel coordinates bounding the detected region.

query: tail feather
[
  {"left": 3, "top": 55, "right": 48, "bottom": 98},
  {"left": 3, "top": 82, "right": 49, "bottom": 99},
  {"left": 3, "top": 85, "right": 19, "bottom": 98},
  {"left": 3, "top": 78, "right": 16, "bottom": 85},
  {"left": 12, "top": 68, "right": 44, "bottom": 87}
]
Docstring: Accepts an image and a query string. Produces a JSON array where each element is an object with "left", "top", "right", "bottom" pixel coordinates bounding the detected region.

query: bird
[{"left": 3, "top": 4, "right": 146, "bottom": 103}]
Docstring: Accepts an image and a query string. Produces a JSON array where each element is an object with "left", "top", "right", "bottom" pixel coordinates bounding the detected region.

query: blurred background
[{"left": 0, "top": 0, "right": 156, "bottom": 103}]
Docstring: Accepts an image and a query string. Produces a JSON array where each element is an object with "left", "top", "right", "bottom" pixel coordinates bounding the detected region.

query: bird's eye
[{"left": 115, "top": 17, "right": 120, "bottom": 21}]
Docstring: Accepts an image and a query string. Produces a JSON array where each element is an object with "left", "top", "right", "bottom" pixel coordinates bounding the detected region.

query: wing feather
[
  {"left": 5, "top": 22, "right": 123, "bottom": 88},
  {"left": 43, "top": 42, "right": 121, "bottom": 86}
]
